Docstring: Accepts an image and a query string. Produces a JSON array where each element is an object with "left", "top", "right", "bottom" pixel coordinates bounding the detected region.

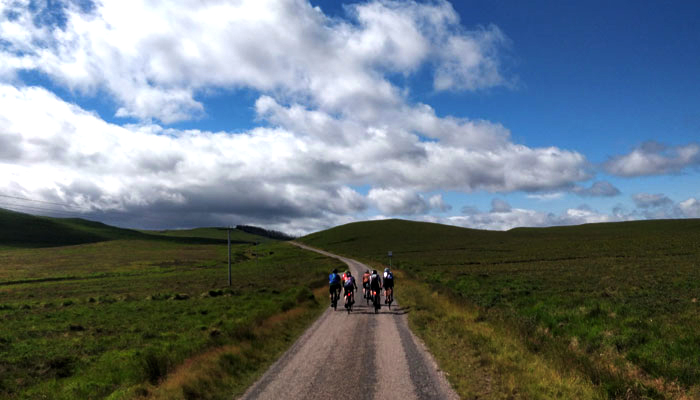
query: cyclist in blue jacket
[{"left": 328, "top": 268, "right": 342, "bottom": 306}]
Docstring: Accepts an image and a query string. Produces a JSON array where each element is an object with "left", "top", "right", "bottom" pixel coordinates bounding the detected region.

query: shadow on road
[{"left": 333, "top": 304, "right": 410, "bottom": 315}]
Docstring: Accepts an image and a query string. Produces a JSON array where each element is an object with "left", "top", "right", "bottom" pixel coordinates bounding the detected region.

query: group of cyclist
[{"left": 328, "top": 267, "right": 394, "bottom": 309}]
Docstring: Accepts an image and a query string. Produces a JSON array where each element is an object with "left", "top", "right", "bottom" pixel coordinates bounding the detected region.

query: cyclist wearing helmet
[
  {"left": 383, "top": 267, "right": 394, "bottom": 304},
  {"left": 343, "top": 270, "right": 357, "bottom": 305},
  {"left": 328, "top": 268, "right": 341, "bottom": 306},
  {"left": 362, "top": 269, "right": 371, "bottom": 298},
  {"left": 369, "top": 269, "right": 382, "bottom": 297}
]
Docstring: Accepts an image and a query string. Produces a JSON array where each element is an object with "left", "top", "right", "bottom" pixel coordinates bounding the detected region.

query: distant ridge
[
  {"left": 0, "top": 207, "right": 150, "bottom": 248},
  {"left": 236, "top": 225, "right": 295, "bottom": 241},
  {"left": 0, "top": 208, "right": 270, "bottom": 248},
  {"left": 300, "top": 217, "right": 700, "bottom": 261}
]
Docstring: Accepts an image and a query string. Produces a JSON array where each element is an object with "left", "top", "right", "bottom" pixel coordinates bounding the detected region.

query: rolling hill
[
  {"left": 0, "top": 208, "right": 149, "bottom": 248},
  {"left": 0, "top": 208, "right": 271, "bottom": 248}
]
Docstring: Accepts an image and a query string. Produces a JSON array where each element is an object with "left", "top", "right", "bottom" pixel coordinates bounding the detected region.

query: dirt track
[{"left": 238, "top": 243, "right": 459, "bottom": 400}]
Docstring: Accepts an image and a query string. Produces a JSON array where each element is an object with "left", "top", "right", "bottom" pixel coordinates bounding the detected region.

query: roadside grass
[
  {"left": 0, "top": 238, "right": 343, "bottom": 399},
  {"left": 395, "top": 271, "right": 602, "bottom": 399},
  {"left": 300, "top": 219, "right": 700, "bottom": 399},
  {"left": 139, "top": 286, "right": 328, "bottom": 400}
]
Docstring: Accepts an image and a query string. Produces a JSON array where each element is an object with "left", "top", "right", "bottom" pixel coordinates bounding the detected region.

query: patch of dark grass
[{"left": 142, "top": 350, "right": 172, "bottom": 384}]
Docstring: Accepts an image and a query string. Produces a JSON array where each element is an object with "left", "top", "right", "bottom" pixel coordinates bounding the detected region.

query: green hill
[
  {"left": 0, "top": 208, "right": 149, "bottom": 248},
  {"left": 0, "top": 208, "right": 272, "bottom": 249},
  {"left": 143, "top": 227, "right": 274, "bottom": 243},
  {"left": 300, "top": 218, "right": 700, "bottom": 399}
]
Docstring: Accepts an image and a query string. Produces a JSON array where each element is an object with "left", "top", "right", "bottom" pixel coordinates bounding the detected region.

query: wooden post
[{"left": 228, "top": 226, "right": 232, "bottom": 286}]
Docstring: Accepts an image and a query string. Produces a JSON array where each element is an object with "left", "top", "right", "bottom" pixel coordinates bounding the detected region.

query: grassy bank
[
  {"left": 0, "top": 237, "right": 343, "bottom": 399},
  {"left": 300, "top": 219, "right": 700, "bottom": 399}
]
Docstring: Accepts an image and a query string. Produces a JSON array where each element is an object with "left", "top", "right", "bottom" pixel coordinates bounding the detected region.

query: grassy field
[
  {"left": 141, "top": 227, "right": 272, "bottom": 244},
  {"left": 0, "top": 210, "right": 344, "bottom": 399},
  {"left": 300, "top": 219, "right": 700, "bottom": 399}
]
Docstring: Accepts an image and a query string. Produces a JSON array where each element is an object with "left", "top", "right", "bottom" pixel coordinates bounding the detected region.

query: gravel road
[{"left": 238, "top": 243, "right": 459, "bottom": 400}]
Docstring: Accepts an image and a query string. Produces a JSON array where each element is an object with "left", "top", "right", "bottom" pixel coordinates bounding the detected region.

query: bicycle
[
  {"left": 345, "top": 290, "right": 354, "bottom": 313},
  {"left": 372, "top": 289, "right": 381, "bottom": 313},
  {"left": 385, "top": 287, "right": 393, "bottom": 309}
]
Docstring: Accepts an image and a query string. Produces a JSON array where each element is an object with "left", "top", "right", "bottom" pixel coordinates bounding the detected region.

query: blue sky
[{"left": 1, "top": 0, "right": 699, "bottom": 234}]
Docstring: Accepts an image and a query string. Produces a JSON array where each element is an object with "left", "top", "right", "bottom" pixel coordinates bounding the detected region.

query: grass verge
[
  {"left": 384, "top": 269, "right": 602, "bottom": 399},
  {"left": 136, "top": 287, "right": 328, "bottom": 400}
]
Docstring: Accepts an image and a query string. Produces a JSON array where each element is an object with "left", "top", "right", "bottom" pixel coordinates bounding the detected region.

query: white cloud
[
  {"left": 526, "top": 192, "right": 564, "bottom": 201},
  {"left": 0, "top": 84, "right": 370, "bottom": 232},
  {"left": 633, "top": 193, "right": 673, "bottom": 209},
  {"left": 679, "top": 198, "right": 700, "bottom": 218},
  {"left": 490, "top": 198, "right": 511, "bottom": 212},
  {"left": 1, "top": 0, "right": 514, "bottom": 123},
  {"left": 572, "top": 181, "right": 621, "bottom": 197},
  {"left": 429, "top": 194, "right": 452, "bottom": 212},
  {"left": 438, "top": 204, "right": 617, "bottom": 231},
  {"left": 605, "top": 141, "right": 700, "bottom": 177},
  {"left": 0, "top": 1, "right": 602, "bottom": 233},
  {"left": 368, "top": 188, "right": 428, "bottom": 215},
  {"left": 434, "top": 24, "right": 510, "bottom": 91}
]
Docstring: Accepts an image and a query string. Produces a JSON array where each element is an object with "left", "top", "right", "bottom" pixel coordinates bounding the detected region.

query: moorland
[
  {"left": 0, "top": 208, "right": 343, "bottom": 399},
  {"left": 300, "top": 219, "right": 700, "bottom": 399}
]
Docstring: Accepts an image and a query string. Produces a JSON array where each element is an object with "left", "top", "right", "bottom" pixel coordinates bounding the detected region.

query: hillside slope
[
  {"left": 0, "top": 208, "right": 148, "bottom": 248},
  {"left": 301, "top": 218, "right": 700, "bottom": 265},
  {"left": 0, "top": 208, "right": 269, "bottom": 248}
]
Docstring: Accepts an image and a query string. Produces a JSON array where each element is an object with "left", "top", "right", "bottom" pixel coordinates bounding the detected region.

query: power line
[
  {"left": 0, "top": 194, "right": 75, "bottom": 207},
  {"left": 0, "top": 202, "right": 88, "bottom": 217},
  {"left": 0, "top": 192, "right": 220, "bottom": 229},
  {"left": 0, "top": 200, "right": 187, "bottom": 227}
]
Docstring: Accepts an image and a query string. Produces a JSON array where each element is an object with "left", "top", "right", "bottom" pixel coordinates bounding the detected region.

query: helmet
[
  {"left": 346, "top": 271, "right": 351, "bottom": 276},
  {"left": 372, "top": 270, "right": 377, "bottom": 274},
  {"left": 332, "top": 268, "right": 338, "bottom": 273},
  {"left": 384, "top": 268, "right": 390, "bottom": 272}
]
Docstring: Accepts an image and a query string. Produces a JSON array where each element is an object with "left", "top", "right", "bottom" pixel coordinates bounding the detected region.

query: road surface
[{"left": 238, "top": 242, "right": 459, "bottom": 400}]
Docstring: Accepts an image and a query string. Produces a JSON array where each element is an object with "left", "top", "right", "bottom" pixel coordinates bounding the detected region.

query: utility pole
[{"left": 227, "top": 226, "right": 232, "bottom": 287}]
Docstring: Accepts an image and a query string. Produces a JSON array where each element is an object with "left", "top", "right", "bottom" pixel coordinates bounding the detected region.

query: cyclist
[
  {"left": 383, "top": 267, "right": 394, "bottom": 304},
  {"left": 369, "top": 269, "right": 382, "bottom": 302},
  {"left": 343, "top": 270, "right": 357, "bottom": 307},
  {"left": 328, "top": 268, "right": 341, "bottom": 307},
  {"left": 362, "top": 269, "right": 371, "bottom": 299}
]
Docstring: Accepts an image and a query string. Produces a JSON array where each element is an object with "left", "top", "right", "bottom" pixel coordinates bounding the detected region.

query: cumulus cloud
[
  {"left": 0, "top": 1, "right": 599, "bottom": 233},
  {"left": 432, "top": 203, "right": 617, "bottom": 231},
  {"left": 434, "top": 24, "right": 511, "bottom": 91},
  {"left": 368, "top": 188, "right": 451, "bottom": 215},
  {"left": 605, "top": 141, "right": 700, "bottom": 177},
  {"left": 678, "top": 198, "right": 700, "bottom": 218},
  {"left": 0, "top": 84, "right": 370, "bottom": 233},
  {"left": 490, "top": 198, "right": 511, "bottom": 212},
  {"left": 633, "top": 193, "right": 673, "bottom": 209},
  {"left": 429, "top": 194, "right": 452, "bottom": 212},
  {"left": 1, "top": 0, "right": 514, "bottom": 123},
  {"left": 572, "top": 181, "right": 621, "bottom": 197},
  {"left": 626, "top": 193, "right": 700, "bottom": 220}
]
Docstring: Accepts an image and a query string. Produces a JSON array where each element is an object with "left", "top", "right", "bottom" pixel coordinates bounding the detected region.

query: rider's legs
[{"left": 330, "top": 283, "right": 340, "bottom": 305}]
